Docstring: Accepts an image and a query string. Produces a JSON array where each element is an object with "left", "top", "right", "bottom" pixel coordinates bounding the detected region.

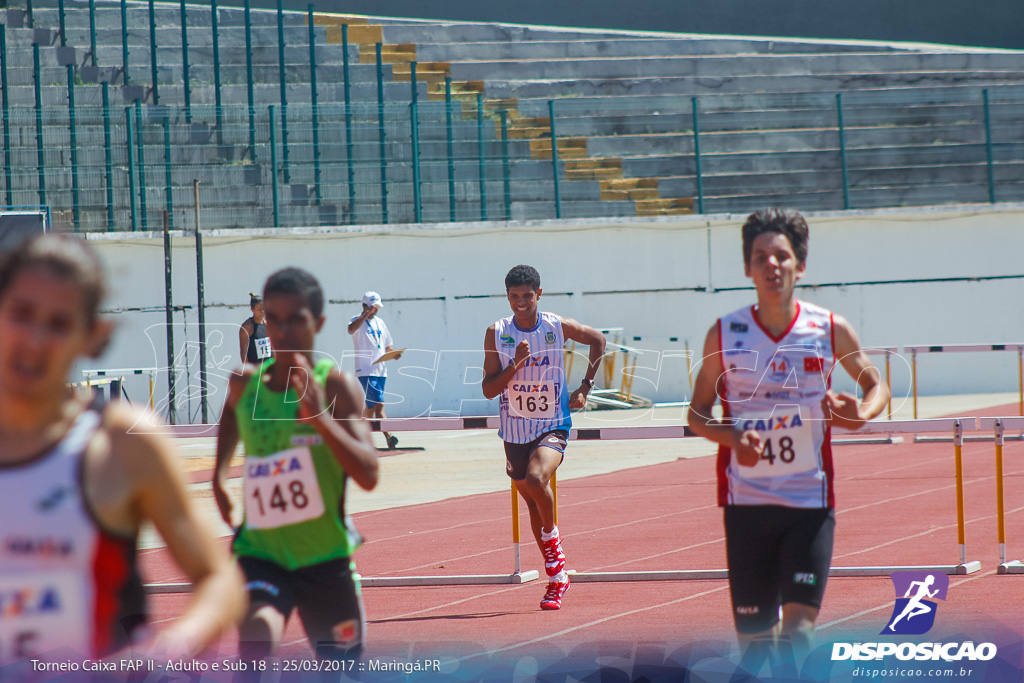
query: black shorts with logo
[
  {"left": 239, "top": 555, "right": 365, "bottom": 660},
  {"left": 723, "top": 505, "right": 835, "bottom": 634},
  {"left": 503, "top": 430, "right": 568, "bottom": 480}
]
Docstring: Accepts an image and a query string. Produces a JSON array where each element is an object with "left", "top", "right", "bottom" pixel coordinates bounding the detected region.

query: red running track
[{"left": 142, "top": 410, "right": 1024, "bottom": 676}]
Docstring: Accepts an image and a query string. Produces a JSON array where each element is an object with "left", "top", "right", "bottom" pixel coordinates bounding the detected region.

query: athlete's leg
[
  {"left": 777, "top": 508, "right": 833, "bottom": 662},
  {"left": 236, "top": 558, "right": 295, "bottom": 680},
  {"left": 779, "top": 602, "right": 819, "bottom": 660},
  {"left": 295, "top": 558, "right": 366, "bottom": 662},
  {"left": 238, "top": 604, "right": 287, "bottom": 660},
  {"left": 514, "top": 445, "right": 562, "bottom": 550}
]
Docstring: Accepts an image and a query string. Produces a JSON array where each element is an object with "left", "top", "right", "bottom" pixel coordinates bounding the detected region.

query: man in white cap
[{"left": 348, "top": 291, "right": 401, "bottom": 449}]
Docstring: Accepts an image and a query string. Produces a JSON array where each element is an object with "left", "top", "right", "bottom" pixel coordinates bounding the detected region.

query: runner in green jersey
[{"left": 213, "top": 267, "right": 379, "bottom": 667}]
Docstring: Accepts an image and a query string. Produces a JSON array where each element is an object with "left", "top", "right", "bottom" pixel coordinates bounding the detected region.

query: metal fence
[{"left": 1, "top": 3, "right": 1023, "bottom": 231}]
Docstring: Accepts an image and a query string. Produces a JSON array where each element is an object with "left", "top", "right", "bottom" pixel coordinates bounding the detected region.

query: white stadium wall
[{"left": 83, "top": 204, "right": 1024, "bottom": 422}]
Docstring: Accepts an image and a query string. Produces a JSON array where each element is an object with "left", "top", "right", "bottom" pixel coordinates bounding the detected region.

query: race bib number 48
[
  {"left": 734, "top": 412, "right": 817, "bottom": 479},
  {"left": 243, "top": 447, "right": 325, "bottom": 530}
]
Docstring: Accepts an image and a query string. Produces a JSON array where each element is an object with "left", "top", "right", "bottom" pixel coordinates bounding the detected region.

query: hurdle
[
  {"left": 148, "top": 416, "right": 981, "bottom": 593},
  {"left": 905, "top": 344, "right": 1024, "bottom": 419},
  {"left": 82, "top": 366, "right": 157, "bottom": 410},
  {"left": 977, "top": 417, "right": 1024, "bottom": 574}
]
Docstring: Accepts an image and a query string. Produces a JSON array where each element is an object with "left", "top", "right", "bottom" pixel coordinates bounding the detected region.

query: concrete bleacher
[{"left": 2, "top": 0, "right": 1024, "bottom": 231}]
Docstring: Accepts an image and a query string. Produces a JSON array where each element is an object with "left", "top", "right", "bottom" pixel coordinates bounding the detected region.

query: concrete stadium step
[
  {"left": 412, "top": 37, "right": 909, "bottom": 63},
  {"left": 564, "top": 158, "right": 623, "bottom": 180},
  {"left": 478, "top": 71, "right": 1024, "bottom": 100},
  {"left": 634, "top": 197, "right": 694, "bottom": 216},
  {"left": 598, "top": 177, "right": 659, "bottom": 201},
  {"left": 446, "top": 52, "right": 1024, "bottom": 83}
]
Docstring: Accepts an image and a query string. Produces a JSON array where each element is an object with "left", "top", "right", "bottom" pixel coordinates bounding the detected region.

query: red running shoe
[
  {"left": 540, "top": 577, "right": 570, "bottom": 610},
  {"left": 541, "top": 535, "right": 565, "bottom": 577}
]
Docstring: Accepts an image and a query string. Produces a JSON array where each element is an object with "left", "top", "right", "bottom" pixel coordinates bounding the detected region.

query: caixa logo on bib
[{"left": 831, "top": 571, "right": 997, "bottom": 662}]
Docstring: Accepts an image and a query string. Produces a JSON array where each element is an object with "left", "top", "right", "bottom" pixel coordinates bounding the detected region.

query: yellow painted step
[
  {"left": 323, "top": 24, "right": 382, "bottom": 44},
  {"left": 310, "top": 13, "right": 370, "bottom": 26},
  {"left": 601, "top": 177, "right": 657, "bottom": 191},
  {"left": 634, "top": 197, "right": 695, "bottom": 216},
  {"left": 360, "top": 43, "right": 417, "bottom": 63},
  {"left": 530, "top": 137, "right": 587, "bottom": 159},
  {"left": 600, "top": 188, "right": 660, "bottom": 201},
  {"left": 565, "top": 167, "right": 623, "bottom": 181},
  {"left": 565, "top": 158, "right": 622, "bottom": 171}
]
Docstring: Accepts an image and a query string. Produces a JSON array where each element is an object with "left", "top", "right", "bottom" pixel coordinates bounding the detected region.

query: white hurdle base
[
  {"left": 569, "top": 569, "right": 728, "bottom": 582},
  {"left": 144, "top": 571, "right": 542, "bottom": 594},
  {"left": 565, "top": 563, "right": 982, "bottom": 583},
  {"left": 998, "top": 561, "right": 1024, "bottom": 574},
  {"left": 360, "top": 571, "right": 539, "bottom": 587}
]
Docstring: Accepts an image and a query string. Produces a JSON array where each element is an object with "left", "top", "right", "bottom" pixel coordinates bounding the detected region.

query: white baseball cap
[{"left": 362, "top": 291, "right": 383, "bottom": 308}]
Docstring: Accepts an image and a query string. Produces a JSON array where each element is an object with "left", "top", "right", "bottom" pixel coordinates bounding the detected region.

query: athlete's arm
[
  {"left": 825, "top": 314, "right": 890, "bottom": 431},
  {"left": 560, "top": 317, "right": 606, "bottom": 410},
  {"left": 481, "top": 324, "right": 530, "bottom": 399},
  {"left": 101, "top": 405, "right": 245, "bottom": 661},
  {"left": 686, "top": 324, "right": 764, "bottom": 466},
  {"left": 238, "top": 320, "right": 252, "bottom": 362},
  {"left": 213, "top": 368, "right": 252, "bottom": 526},
  {"left": 288, "top": 353, "right": 379, "bottom": 491}
]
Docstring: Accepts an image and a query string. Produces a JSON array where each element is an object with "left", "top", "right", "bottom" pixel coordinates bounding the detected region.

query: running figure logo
[{"left": 881, "top": 571, "right": 949, "bottom": 635}]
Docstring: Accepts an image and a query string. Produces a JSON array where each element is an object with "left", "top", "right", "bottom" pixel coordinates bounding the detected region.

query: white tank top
[
  {"left": 494, "top": 312, "right": 572, "bottom": 443},
  {"left": 715, "top": 300, "right": 837, "bottom": 508},
  {"left": 0, "top": 410, "right": 144, "bottom": 665}
]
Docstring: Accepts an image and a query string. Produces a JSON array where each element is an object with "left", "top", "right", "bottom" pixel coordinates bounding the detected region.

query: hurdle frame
[
  {"left": 149, "top": 416, "right": 981, "bottom": 593},
  {"left": 82, "top": 366, "right": 157, "bottom": 410},
  {"left": 905, "top": 343, "right": 1024, "bottom": 419},
  {"left": 977, "top": 416, "right": 1024, "bottom": 574}
]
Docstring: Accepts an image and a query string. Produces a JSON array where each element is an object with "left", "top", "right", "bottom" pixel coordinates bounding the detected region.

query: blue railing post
[
  {"left": 410, "top": 60, "right": 417, "bottom": 105},
  {"left": 342, "top": 25, "right": 355, "bottom": 222},
  {"left": 983, "top": 89, "right": 996, "bottom": 204},
  {"left": 411, "top": 100, "right": 422, "bottom": 223},
  {"left": 836, "top": 93, "right": 850, "bottom": 210},
  {"left": 67, "top": 64, "right": 80, "bottom": 230},
  {"left": 276, "top": 0, "right": 289, "bottom": 183},
  {"left": 0, "top": 25, "right": 12, "bottom": 206},
  {"left": 148, "top": 0, "right": 158, "bottom": 103},
  {"left": 126, "top": 107, "right": 137, "bottom": 230},
  {"left": 244, "top": 0, "right": 256, "bottom": 157},
  {"left": 57, "top": 0, "right": 66, "bottom": 46},
  {"left": 476, "top": 93, "right": 487, "bottom": 221},
  {"left": 33, "top": 44, "right": 46, "bottom": 208},
  {"left": 376, "top": 43, "right": 388, "bottom": 224},
  {"left": 163, "top": 113, "right": 173, "bottom": 227},
  {"left": 88, "top": 0, "right": 97, "bottom": 66},
  {"left": 211, "top": 0, "right": 223, "bottom": 143},
  {"left": 500, "top": 109, "right": 511, "bottom": 221},
  {"left": 691, "top": 96, "right": 704, "bottom": 215},
  {"left": 307, "top": 4, "right": 321, "bottom": 204},
  {"left": 269, "top": 106, "right": 280, "bottom": 227},
  {"left": 135, "top": 101, "right": 148, "bottom": 230},
  {"left": 120, "top": 0, "right": 129, "bottom": 84},
  {"left": 445, "top": 78, "right": 456, "bottom": 222},
  {"left": 102, "top": 82, "right": 114, "bottom": 230},
  {"left": 180, "top": 0, "right": 191, "bottom": 123},
  {"left": 548, "top": 100, "right": 561, "bottom": 219}
]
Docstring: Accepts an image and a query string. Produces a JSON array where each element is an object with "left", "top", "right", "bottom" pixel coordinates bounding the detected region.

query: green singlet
[{"left": 232, "top": 357, "right": 360, "bottom": 570}]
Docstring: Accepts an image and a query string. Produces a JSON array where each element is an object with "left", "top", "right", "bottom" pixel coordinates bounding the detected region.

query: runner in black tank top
[{"left": 240, "top": 292, "right": 270, "bottom": 363}]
